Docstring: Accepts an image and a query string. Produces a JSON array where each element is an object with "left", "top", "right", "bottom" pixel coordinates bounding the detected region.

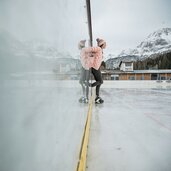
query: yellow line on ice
[{"left": 76, "top": 96, "right": 93, "bottom": 171}]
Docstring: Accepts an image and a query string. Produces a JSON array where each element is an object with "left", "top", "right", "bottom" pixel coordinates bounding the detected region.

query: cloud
[{"left": 0, "top": 0, "right": 171, "bottom": 55}]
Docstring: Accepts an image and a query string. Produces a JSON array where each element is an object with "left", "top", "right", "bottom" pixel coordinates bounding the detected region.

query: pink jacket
[{"left": 80, "top": 47, "right": 102, "bottom": 70}]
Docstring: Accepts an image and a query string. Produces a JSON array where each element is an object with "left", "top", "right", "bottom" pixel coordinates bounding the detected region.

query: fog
[
  {"left": 0, "top": 0, "right": 89, "bottom": 76},
  {"left": 0, "top": 0, "right": 88, "bottom": 54},
  {"left": 0, "top": 1, "right": 88, "bottom": 170},
  {"left": 0, "top": 1, "right": 171, "bottom": 170},
  {"left": 1, "top": 0, "right": 171, "bottom": 57}
]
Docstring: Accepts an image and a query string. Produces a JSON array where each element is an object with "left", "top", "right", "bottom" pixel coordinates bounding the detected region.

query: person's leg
[
  {"left": 90, "top": 79, "right": 102, "bottom": 87},
  {"left": 79, "top": 67, "right": 86, "bottom": 97},
  {"left": 91, "top": 68, "right": 104, "bottom": 104},
  {"left": 85, "top": 69, "right": 90, "bottom": 99},
  {"left": 79, "top": 68, "right": 90, "bottom": 103},
  {"left": 91, "top": 68, "right": 103, "bottom": 97}
]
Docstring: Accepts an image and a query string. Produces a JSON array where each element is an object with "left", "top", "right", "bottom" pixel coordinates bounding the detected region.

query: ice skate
[
  {"left": 95, "top": 96, "right": 104, "bottom": 104},
  {"left": 79, "top": 97, "right": 89, "bottom": 103}
]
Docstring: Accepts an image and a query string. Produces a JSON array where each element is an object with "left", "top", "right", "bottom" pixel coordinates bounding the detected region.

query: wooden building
[
  {"left": 118, "top": 70, "right": 171, "bottom": 80},
  {"left": 101, "top": 60, "right": 171, "bottom": 80},
  {"left": 101, "top": 70, "right": 171, "bottom": 80}
]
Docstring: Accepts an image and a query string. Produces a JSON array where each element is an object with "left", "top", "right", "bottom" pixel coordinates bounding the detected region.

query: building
[
  {"left": 118, "top": 70, "right": 171, "bottom": 80},
  {"left": 101, "top": 67, "right": 171, "bottom": 80},
  {"left": 119, "top": 61, "right": 133, "bottom": 72},
  {"left": 106, "top": 60, "right": 171, "bottom": 80}
]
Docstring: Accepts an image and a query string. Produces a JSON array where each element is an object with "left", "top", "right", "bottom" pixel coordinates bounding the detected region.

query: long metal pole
[
  {"left": 85, "top": 0, "right": 93, "bottom": 95},
  {"left": 86, "top": 0, "right": 93, "bottom": 47}
]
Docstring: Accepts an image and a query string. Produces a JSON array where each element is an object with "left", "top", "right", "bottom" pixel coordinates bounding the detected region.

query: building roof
[
  {"left": 102, "top": 69, "right": 171, "bottom": 74},
  {"left": 132, "top": 70, "right": 171, "bottom": 74}
]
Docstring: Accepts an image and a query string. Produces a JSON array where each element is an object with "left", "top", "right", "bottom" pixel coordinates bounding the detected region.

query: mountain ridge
[{"left": 106, "top": 28, "right": 171, "bottom": 69}]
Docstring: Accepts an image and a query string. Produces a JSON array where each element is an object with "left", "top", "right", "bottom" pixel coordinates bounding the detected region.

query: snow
[
  {"left": 0, "top": 80, "right": 171, "bottom": 171},
  {"left": 136, "top": 28, "right": 171, "bottom": 57},
  {"left": 113, "top": 28, "right": 171, "bottom": 60},
  {"left": 106, "top": 28, "right": 171, "bottom": 69}
]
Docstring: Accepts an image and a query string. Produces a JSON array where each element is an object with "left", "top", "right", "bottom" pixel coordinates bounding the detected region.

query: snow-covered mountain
[
  {"left": 106, "top": 55, "right": 139, "bottom": 69},
  {"left": 106, "top": 28, "right": 171, "bottom": 69},
  {"left": 23, "top": 40, "right": 71, "bottom": 59},
  {"left": 0, "top": 29, "right": 80, "bottom": 73},
  {"left": 118, "top": 28, "right": 171, "bottom": 58}
]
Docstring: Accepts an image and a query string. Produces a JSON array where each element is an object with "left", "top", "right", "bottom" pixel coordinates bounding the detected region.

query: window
[
  {"left": 151, "top": 74, "right": 157, "bottom": 80},
  {"left": 140, "top": 76, "right": 144, "bottom": 80},
  {"left": 111, "top": 75, "right": 119, "bottom": 80},
  {"left": 125, "top": 63, "right": 132, "bottom": 67},
  {"left": 128, "top": 76, "right": 135, "bottom": 80},
  {"left": 161, "top": 76, "right": 166, "bottom": 80}
]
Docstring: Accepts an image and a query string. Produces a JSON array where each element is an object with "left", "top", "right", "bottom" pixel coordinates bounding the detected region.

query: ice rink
[
  {"left": 87, "top": 84, "right": 171, "bottom": 171},
  {"left": 0, "top": 80, "right": 171, "bottom": 171},
  {"left": 0, "top": 80, "right": 87, "bottom": 171}
]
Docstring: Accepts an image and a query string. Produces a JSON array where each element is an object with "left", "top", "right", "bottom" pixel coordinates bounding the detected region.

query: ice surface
[
  {"left": 0, "top": 80, "right": 171, "bottom": 171},
  {"left": 87, "top": 81, "right": 171, "bottom": 171},
  {"left": 0, "top": 80, "right": 87, "bottom": 171}
]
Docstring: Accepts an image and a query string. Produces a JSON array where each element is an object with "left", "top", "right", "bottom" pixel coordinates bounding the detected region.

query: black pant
[{"left": 91, "top": 68, "right": 103, "bottom": 97}]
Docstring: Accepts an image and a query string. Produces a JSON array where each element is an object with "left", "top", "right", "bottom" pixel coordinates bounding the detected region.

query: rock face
[
  {"left": 106, "top": 28, "right": 171, "bottom": 69},
  {"left": 136, "top": 28, "right": 171, "bottom": 57}
]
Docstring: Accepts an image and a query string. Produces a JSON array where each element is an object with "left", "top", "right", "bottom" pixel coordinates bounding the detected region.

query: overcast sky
[{"left": 0, "top": 0, "right": 171, "bottom": 56}]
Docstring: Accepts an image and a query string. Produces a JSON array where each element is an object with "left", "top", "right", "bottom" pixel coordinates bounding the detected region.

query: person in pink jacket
[
  {"left": 80, "top": 38, "right": 106, "bottom": 104},
  {"left": 90, "top": 38, "right": 106, "bottom": 104},
  {"left": 78, "top": 40, "right": 90, "bottom": 103}
]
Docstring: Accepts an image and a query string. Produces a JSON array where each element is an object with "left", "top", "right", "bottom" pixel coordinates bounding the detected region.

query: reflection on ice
[{"left": 0, "top": 80, "right": 87, "bottom": 171}]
